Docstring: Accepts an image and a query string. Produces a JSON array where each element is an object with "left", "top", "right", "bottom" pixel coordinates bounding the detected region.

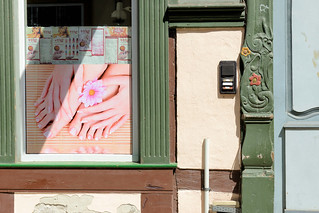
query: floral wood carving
[
  {"left": 249, "top": 73, "right": 261, "bottom": 86},
  {"left": 241, "top": 16, "right": 273, "bottom": 114}
]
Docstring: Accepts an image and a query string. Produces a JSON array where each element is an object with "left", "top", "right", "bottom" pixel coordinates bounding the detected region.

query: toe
[
  {"left": 87, "top": 126, "right": 97, "bottom": 140},
  {"left": 94, "top": 128, "right": 103, "bottom": 141},
  {"left": 78, "top": 122, "right": 91, "bottom": 140},
  {"left": 35, "top": 101, "right": 46, "bottom": 116},
  {"left": 37, "top": 113, "right": 54, "bottom": 129},
  {"left": 69, "top": 112, "right": 83, "bottom": 136}
]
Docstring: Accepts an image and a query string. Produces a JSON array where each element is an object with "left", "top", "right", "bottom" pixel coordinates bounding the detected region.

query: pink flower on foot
[{"left": 79, "top": 79, "right": 106, "bottom": 107}]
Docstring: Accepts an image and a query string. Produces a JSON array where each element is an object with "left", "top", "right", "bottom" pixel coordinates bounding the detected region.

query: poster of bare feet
[{"left": 26, "top": 27, "right": 132, "bottom": 154}]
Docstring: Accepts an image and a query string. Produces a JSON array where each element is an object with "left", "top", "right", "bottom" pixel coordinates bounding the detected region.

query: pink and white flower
[{"left": 79, "top": 79, "right": 106, "bottom": 107}]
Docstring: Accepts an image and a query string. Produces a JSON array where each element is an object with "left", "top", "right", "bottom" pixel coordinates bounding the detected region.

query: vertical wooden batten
[
  {"left": 0, "top": 0, "right": 15, "bottom": 163},
  {"left": 169, "top": 34, "right": 176, "bottom": 163},
  {"left": 0, "top": 193, "right": 14, "bottom": 213},
  {"left": 141, "top": 193, "right": 173, "bottom": 213},
  {"left": 139, "top": 0, "right": 170, "bottom": 164}
]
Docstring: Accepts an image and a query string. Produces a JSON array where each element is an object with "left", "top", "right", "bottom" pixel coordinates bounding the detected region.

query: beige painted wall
[
  {"left": 14, "top": 193, "right": 140, "bottom": 213},
  {"left": 177, "top": 28, "right": 244, "bottom": 170},
  {"left": 178, "top": 190, "right": 239, "bottom": 213}
]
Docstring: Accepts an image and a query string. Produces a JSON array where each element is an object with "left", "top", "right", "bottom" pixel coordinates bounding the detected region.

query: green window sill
[{"left": 0, "top": 162, "right": 177, "bottom": 168}]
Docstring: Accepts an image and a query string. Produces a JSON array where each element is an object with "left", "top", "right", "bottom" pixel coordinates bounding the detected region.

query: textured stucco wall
[
  {"left": 177, "top": 28, "right": 244, "bottom": 170},
  {"left": 14, "top": 193, "right": 141, "bottom": 213},
  {"left": 178, "top": 190, "right": 239, "bottom": 213}
]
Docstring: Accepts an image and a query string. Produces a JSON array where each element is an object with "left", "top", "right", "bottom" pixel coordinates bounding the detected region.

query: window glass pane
[
  {"left": 27, "top": 5, "right": 83, "bottom": 26},
  {"left": 25, "top": 0, "right": 133, "bottom": 159}
]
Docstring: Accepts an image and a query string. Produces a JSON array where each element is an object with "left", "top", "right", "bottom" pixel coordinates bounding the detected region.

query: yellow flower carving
[{"left": 241, "top": 47, "right": 251, "bottom": 56}]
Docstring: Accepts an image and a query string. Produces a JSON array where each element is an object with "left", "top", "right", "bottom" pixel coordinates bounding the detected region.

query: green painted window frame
[{"left": 0, "top": 0, "right": 173, "bottom": 167}]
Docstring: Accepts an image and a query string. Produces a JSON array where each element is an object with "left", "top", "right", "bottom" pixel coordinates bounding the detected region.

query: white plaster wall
[
  {"left": 14, "top": 193, "right": 141, "bottom": 213},
  {"left": 177, "top": 28, "right": 244, "bottom": 170},
  {"left": 178, "top": 190, "right": 239, "bottom": 213}
]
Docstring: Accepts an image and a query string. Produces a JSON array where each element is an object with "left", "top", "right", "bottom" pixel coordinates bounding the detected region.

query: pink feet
[{"left": 68, "top": 70, "right": 131, "bottom": 141}]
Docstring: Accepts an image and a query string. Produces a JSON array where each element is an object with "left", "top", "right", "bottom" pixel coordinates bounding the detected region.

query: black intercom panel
[{"left": 219, "top": 61, "right": 237, "bottom": 94}]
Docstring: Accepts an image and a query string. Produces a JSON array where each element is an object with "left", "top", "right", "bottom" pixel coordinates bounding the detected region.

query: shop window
[
  {"left": 23, "top": 0, "right": 137, "bottom": 162},
  {"left": 0, "top": 0, "right": 170, "bottom": 165}
]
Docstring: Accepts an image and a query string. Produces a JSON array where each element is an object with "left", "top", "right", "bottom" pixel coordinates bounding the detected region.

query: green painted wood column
[
  {"left": 0, "top": 0, "right": 15, "bottom": 163},
  {"left": 240, "top": 0, "right": 274, "bottom": 212},
  {"left": 139, "top": 0, "right": 170, "bottom": 164}
]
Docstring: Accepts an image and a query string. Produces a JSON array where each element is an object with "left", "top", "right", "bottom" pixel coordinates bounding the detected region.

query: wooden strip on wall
[
  {"left": 0, "top": 169, "right": 173, "bottom": 191},
  {"left": 176, "top": 169, "right": 240, "bottom": 193},
  {"left": 141, "top": 193, "right": 173, "bottom": 213},
  {"left": 0, "top": 193, "right": 14, "bottom": 213},
  {"left": 169, "top": 33, "right": 176, "bottom": 163}
]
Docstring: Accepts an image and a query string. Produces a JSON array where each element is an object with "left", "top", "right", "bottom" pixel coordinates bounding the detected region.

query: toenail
[
  {"left": 81, "top": 120, "right": 88, "bottom": 123},
  {"left": 79, "top": 136, "right": 84, "bottom": 140},
  {"left": 43, "top": 131, "right": 51, "bottom": 138},
  {"left": 95, "top": 137, "right": 99, "bottom": 141},
  {"left": 36, "top": 118, "right": 39, "bottom": 122},
  {"left": 88, "top": 135, "right": 92, "bottom": 140},
  {"left": 38, "top": 124, "right": 42, "bottom": 128},
  {"left": 70, "top": 128, "right": 76, "bottom": 136},
  {"left": 104, "top": 134, "right": 108, "bottom": 139},
  {"left": 48, "top": 106, "right": 51, "bottom": 113}
]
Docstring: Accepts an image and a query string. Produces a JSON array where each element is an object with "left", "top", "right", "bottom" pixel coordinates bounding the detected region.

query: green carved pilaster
[{"left": 240, "top": 0, "right": 274, "bottom": 212}]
